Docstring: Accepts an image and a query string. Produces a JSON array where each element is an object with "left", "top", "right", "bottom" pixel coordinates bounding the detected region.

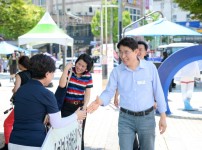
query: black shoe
[{"left": 0, "top": 144, "right": 8, "bottom": 150}]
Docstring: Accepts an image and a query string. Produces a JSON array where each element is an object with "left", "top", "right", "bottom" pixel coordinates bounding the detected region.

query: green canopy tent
[{"left": 18, "top": 12, "right": 73, "bottom": 47}]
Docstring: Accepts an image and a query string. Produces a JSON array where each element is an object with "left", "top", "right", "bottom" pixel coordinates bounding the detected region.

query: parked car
[
  {"left": 157, "top": 42, "right": 198, "bottom": 56},
  {"left": 55, "top": 57, "right": 77, "bottom": 71},
  {"left": 92, "top": 56, "right": 119, "bottom": 67},
  {"left": 149, "top": 42, "right": 199, "bottom": 63}
]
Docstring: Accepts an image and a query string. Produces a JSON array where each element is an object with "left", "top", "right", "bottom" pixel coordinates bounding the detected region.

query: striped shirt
[{"left": 64, "top": 67, "right": 93, "bottom": 102}]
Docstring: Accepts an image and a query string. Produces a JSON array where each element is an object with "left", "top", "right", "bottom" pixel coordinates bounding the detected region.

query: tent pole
[
  {"left": 71, "top": 45, "right": 74, "bottom": 57},
  {"left": 62, "top": 46, "right": 67, "bottom": 71},
  {"left": 50, "top": 43, "right": 53, "bottom": 54}
]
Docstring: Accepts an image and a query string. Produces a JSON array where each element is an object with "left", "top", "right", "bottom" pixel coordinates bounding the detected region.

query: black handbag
[{"left": 55, "top": 69, "right": 73, "bottom": 110}]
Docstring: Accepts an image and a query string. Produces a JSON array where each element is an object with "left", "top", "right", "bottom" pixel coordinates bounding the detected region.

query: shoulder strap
[{"left": 66, "top": 69, "right": 73, "bottom": 88}]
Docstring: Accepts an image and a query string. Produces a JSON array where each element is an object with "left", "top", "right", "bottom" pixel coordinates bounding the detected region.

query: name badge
[{"left": 137, "top": 80, "right": 146, "bottom": 85}]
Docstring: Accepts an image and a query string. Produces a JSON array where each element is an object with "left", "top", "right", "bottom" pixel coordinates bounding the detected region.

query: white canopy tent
[
  {"left": 0, "top": 41, "right": 29, "bottom": 54},
  {"left": 124, "top": 18, "right": 202, "bottom": 36},
  {"left": 18, "top": 12, "right": 73, "bottom": 47}
]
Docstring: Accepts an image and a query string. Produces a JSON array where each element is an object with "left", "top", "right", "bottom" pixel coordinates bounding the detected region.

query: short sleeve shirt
[
  {"left": 64, "top": 67, "right": 93, "bottom": 101},
  {"left": 10, "top": 79, "right": 59, "bottom": 147},
  {"left": 17, "top": 70, "right": 31, "bottom": 86}
]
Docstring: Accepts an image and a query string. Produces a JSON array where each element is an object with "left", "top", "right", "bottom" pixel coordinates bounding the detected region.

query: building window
[
  {"left": 133, "top": 16, "right": 136, "bottom": 21},
  {"left": 137, "top": 10, "right": 140, "bottom": 15},
  {"left": 172, "top": 3, "right": 178, "bottom": 8},
  {"left": 126, "top": 7, "right": 141, "bottom": 22},
  {"left": 133, "top": 9, "right": 136, "bottom": 14},
  {"left": 186, "top": 14, "right": 190, "bottom": 21},
  {"left": 67, "top": 24, "right": 92, "bottom": 37},
  {"left": 40, "top": 0, "right": 46, "bottom": 5},
  {"left": 172, "top": 15, "right": 177, "bottom": 22},
  {"left": 161, "top": 2, "right": 164, "bottom": 9}
]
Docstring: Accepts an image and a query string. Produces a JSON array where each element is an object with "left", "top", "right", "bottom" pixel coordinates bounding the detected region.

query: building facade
[
  {"left": 32, "top": 0, "right": 153, "bottom": 55},
  {"left": 153, "top": 0, "right": 202, "bottom": 43}
]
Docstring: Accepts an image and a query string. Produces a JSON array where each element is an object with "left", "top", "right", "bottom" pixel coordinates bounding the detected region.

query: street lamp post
[
  {"left": 100, "top": 4, "right": 103, "bottom": 58},
  {"left": 118, "top": 0, "right": 122, "bottom": 41},
  {"left": 90, "top": 4, "right": 118, "bottom": 79},
  {"left": 105, "top": 0, "right": 108, "bottom": 57},
  {"left": 62, "top": 0, "right": 67, "bottom": 71},
  {"left": 118, "top": 0, "right": 122, "bottom": 64}
]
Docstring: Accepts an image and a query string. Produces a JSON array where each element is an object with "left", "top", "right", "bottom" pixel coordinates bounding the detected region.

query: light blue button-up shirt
[{"left": 100, "top": 60, "right": 167, "bottom": 113}]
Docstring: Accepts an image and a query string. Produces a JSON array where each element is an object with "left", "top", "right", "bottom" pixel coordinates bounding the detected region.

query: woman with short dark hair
[
  {"left": 8, "top": 54, "right": 87, "bottom": 150},
  {"left": 57, "top": 53, "right": 94, "bottom": 150}
]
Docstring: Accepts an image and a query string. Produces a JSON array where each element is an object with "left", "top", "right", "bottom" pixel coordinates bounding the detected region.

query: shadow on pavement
[
  {"left": 166, "top": 114, "right": 202, "bottom": 120},
  {"left": 85, "top": 147, "right": 105, "bottom": 150}
]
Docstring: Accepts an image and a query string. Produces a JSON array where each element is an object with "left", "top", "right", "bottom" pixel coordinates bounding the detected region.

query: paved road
[{"left": 1, "top": 71, "right": 202, "bottom": 150}]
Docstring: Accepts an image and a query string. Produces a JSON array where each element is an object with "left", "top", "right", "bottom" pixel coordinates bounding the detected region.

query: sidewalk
[
  {"left": 84, "top": 79, "right": 202, "bottom": 150},
  {"left": 1, "top": 72, "right": 202, "bottom": 149}
]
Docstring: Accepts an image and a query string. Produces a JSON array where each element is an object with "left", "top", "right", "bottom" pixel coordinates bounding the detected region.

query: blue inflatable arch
[{"left": 158, "top": 45, "right": 202, "bottom": 114}]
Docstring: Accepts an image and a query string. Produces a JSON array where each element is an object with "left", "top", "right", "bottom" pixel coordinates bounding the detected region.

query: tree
[
  {"left": 0, "top": 0, "right": 44, "bottom": 40},
  {"left": 174, "top": 0, "right": 202, "bottom": 21},
  {"left": 91, "top": 1, "right": 131, "bottom": 43}
]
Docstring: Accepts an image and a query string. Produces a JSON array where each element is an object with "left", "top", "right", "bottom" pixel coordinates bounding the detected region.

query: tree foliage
[
  {"left": 0, "top": 0, "right": 44, "bottom": 40},
  {"left": 174, "top": 0, "right": 202, "bottom": 21},
  {"left": 91, "top": 0, "right": 131, "bottom": 43}
]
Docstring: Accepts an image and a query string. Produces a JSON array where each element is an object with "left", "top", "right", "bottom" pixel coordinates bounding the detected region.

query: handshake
[{"left": 75, "top": 96, "right": 103, "bottom": 120}]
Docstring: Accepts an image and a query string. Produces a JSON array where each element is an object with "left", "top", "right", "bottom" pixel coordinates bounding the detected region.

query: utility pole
[
  {"left": 118, "top": 0, "right": 122, "bottom": 42},
  {"left": 55, "top": 0, "right": 60, "bottom": 60},
  {"left": 104, "top": 0, "right": 108, "bottom": 79},
  {"left": 62, "top": 0, "right": 66, "bottom": 70},
  {"left": 118, "top": 0, "right": 122, "bottom": 64},
  {"left": 142, "top": 0, "right": 145, "bottom": 25},
  {"left": 100, "top": 4, "right": 103, "bottom": 57},
  {"left": 105, "top": 0, "right": 108, "bottom": 56},
  {"left": 56, "top": 0, "right": 60, "bottom": 26}
]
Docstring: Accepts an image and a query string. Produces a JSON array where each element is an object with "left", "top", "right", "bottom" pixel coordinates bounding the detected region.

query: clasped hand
[
  {"left": 76, "top": 107, "right": 87, "bottom": 120},
  {"left": 87, "top": 96, "right": 102, "bottom": 113}
]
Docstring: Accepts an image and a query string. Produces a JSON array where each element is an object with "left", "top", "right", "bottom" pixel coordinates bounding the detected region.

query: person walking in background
[
  {"left": 3, "top": 57, "right": 8, "bottom": 73},
  {"left": 174, "top": 61, "right": 200, "bottom": 111},
  {"left": 161, "top": 51, "right": 176, "bottom": 92},
  {"left": 161, "top": 51, "right": 168, "bottom": 62},
  {"left": 9, "top": 54, "right": 86, "bottom": 150},
  {"left": 138, "top": 40, "right": 149, "bottom": 60},
  {"left": 0, "top": 58, "right": 3, "bottom": 72},
  {"left": 1, "top": 56, "right": 31, "bottom": 150},
  {"left": 56, "top": 53, "right": 93, "bottom": 150},
  {"left": 7, "top": 52, "right": 18, "bottom": 82},
  {"left": 87, "top": 37, "right": 167, "bottom": 150}
]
